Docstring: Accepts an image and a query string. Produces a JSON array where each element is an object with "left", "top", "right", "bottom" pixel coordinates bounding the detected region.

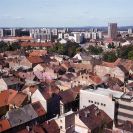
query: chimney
[
  {"left": 84, "top": 111, "right": 90, "bottom": 118},
  {"left": 26, "top": 126, "right": 30, "bottom": 132},
  {"left": 95, "top": 110, "right": 100, "bottom": 117}
]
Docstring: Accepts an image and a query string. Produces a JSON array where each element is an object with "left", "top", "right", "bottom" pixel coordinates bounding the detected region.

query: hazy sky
[{"left": 0, "top": 0, "right": 133, "bottom": 27}]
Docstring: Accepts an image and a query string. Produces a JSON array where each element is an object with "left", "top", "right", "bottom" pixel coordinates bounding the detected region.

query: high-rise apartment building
[
  {"left": 128, "top": 28, "right": 132, "bottom": 34},
  {"left": 108, "top": 23, "right": 117, "bottom": 39}
]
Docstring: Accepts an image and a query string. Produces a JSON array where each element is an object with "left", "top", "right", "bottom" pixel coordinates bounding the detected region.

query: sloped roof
[
  {"left": 27, "top": 56, "right": 44, "bottom": 64},
  {"left": 0, "top": 119, "right": 11, "bottom": 132},
  {"left": 42, "top": 120, "right": 59, "bottom": 133},
  {"left": 7, "top": 104, "right": 38, "bottom": 127},
  {"left": 9, "top": 92, "right": 28, "bottom": 107},
  {"left": 32, "top": 101, "right": 46, "bottom": 116},
  {"left": 21, "top": 42, "right": 52, "bottom": 47},
  {"left": 77, "top": 104, "right": 112, "bottom": 130},
  {"left": 0, "top": 89, "right": 17, "bottom": 107}
]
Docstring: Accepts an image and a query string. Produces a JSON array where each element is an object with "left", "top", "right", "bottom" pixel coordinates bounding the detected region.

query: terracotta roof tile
[
  {"left": 0, "top": 119, "right": 11, "bottom": 132},
  {"left": 29, "top": 50, "right": 47, "bottom": 57},
  {"left": 42, "top": 120, "right": 59, "bottom": 133},
  {"left": 0, "top": 89, "right": 17, "bottom": 107},
  {"left": 0, "top": 91, "right": 9, "bottom": 107},
  {"left": 32, "top": 101, "right": 46, "bottom": 116},
  {"left": 77, "top": 104, "right": 113, "bottom": 130},
  {"left": 9, "top": 92, "right": 28, "bottom": 107},
  {"left": 59, "top": 89, "right": 78, "bottom": 104},
  {"left": 21, "top": 42, "right": 52, "bottom": 47}
]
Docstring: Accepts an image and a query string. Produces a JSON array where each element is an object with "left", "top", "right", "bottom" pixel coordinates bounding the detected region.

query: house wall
[
  {"left": 80, "top": 90, "right": 115, "bottom": 120},
  {"left": 117, "top": 99, "right": 133, "bottom": 124},
  {"left": 0, "top": 79, "right": 8, "bottom": 92},
  {"left": 112, "top": 67, "right": 125, "bottom": 82},
  {"left": 72, "top": 74, "right": 95, "bottom": 87},
  {"left": 20, "top": 58, "right": 32, "bottom": 68},
  {"left": 94, "top": 65, "right": 125, "bottom": 82},
  {"left": 71, "top": 63, "right": 92, "bottom": 72},
  {"left": 55, "top": 116, "right": 66, "bottom": 133},
  {"left": 31, "top": 89, "right": 47, "bottom": 112},
  {"left": 75, "top": 115, "right": 89, "bottom": 133}
]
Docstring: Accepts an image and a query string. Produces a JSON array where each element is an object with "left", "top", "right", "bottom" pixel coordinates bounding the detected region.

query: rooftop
[
  {"left": 7, "top": 104, "right": 38, "bottom": 127},
  {"left": 32, "top": 101, "right": 46, "bottom": 116},
  {"left": 42, "top": 120, "right": 60, "bottom": 133},
  {"left": 9, "top": 92, "right": 28, "bottom": 107},
  {"left": 77, "top": 104, "right": 112, "bottom": 130},
  {"left": 0, "top": 119, "right": 11, "bottom": 132}
]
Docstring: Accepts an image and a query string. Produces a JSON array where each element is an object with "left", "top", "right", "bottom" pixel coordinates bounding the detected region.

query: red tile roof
[
  {"left": 89, "top": 75, "right": 102, "bottom": 84},
  {"left": 9, "top": 92, "right": 28, "bottom": 107},
  {"left": 77, "top": 104, "right": 113, "bottom": 130},
  {"left": 59, "top": 88, "right": 78, "bottom": 104},
  {"left": 42, "top": 120, "right": 59, "bottom": 133},
  {"left": 27, "top": 56, "right": 44, "bottom": 64},
  {"left": 0, "top": 119, "right": 11, "bottom": 132},
  {"left": 0, "top": 89, "right": 17, "bottom": 107},
  {"left": 29, "top": 50, "right": 47, "bottom": 57},
  {"left": 32, "top": 101, "right": 46, "bottom": 116},
  {"left": 21, "top": 42, "right": 52, "bottom": 47}
]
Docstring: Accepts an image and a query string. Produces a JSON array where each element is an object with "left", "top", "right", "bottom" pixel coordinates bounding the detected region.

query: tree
[
  {"left": 103, "top": 51, "right": 117, "bottom": 62},
  {"left": 117, "top": 45, "right": 133, "bottom": 59},
  {"left": 128, "top": 50, "right": 133, "bottom": 60},
  {"left": 48, "top": 41, "right": 80, "bottom": 57},
  {"left": 88, "top": 45, "right": 103, "bottom": 55},
  {"left": 108, "top": 42, "right": 115, "bottom": 49}
]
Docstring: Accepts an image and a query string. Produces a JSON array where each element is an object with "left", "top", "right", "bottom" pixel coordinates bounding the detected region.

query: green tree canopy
[
  {"left": 103, "top": 51, "right": 117, "bottom": 62},
  {"left": 117, "top": 45, "right": 133, "bottom": 59},
  {"left": 128, "top": 50, "right": 133, "bottom": 60},
  {"left": 48, "top": 41, "right": 80, "bottom": 57},
  {"left": 87, "top": 45, "right": 103, "bottom": 55}
]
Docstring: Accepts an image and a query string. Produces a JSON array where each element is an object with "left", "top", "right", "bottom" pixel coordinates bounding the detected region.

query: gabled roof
[
  {"left": 21, "top": 42, "right": 52, "bottom": 47},
  {"left": 0, "top": 89, "right": 17, "bottom": 107},
  {"left": 38, "top": 82, "right": 60, "bottom": 100},
  {"left": 89, "top": 74, "right": 102, "bottom": 85},
  {"left": 29, "top": 50, "right": 47, "bottom": 57},
  {"left": 3, "top": 77, "right": 23, "bottom": 86},
  {"left": 119, "top": 121, "right": 133, "bottom": 132},
  {"left": 32, "top": 101, "right": 46, "bottom": 116},
  {"left": 42, "top": 120, "right": 59, "bottom": 133},
  {"left": 114, "top": 58, "right": 133, "bottom": 71},
  {"left": 77, "top": 104, "right": 112, "bottom": 130},
  {"left": 59, "top": 88, "right": 78, "bottom": 104},
  {"left": 0, "top": 119, "right": 11, "bottom": 132},
  {"left": 9, "top": 92, "right": 28, "bottom": 107},
  {"left": 27, "top": 56, "right": 44, "bottom": 64},
  {"left": 7, "top": 104, "right": 38, "bottom": 127}
]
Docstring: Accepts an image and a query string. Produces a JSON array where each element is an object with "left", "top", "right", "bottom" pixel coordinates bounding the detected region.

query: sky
[{"left": 0, "top": 0, "right": 133, "bottom": 27}]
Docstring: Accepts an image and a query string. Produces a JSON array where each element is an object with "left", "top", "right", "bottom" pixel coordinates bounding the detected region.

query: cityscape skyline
[{"left": 0, "top": 0, "right": 133, "bottom": 27}]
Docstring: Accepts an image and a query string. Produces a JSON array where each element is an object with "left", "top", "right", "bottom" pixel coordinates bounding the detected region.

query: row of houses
[{"left": 0, "top": 47, "right": 133, "bottom": 132}]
